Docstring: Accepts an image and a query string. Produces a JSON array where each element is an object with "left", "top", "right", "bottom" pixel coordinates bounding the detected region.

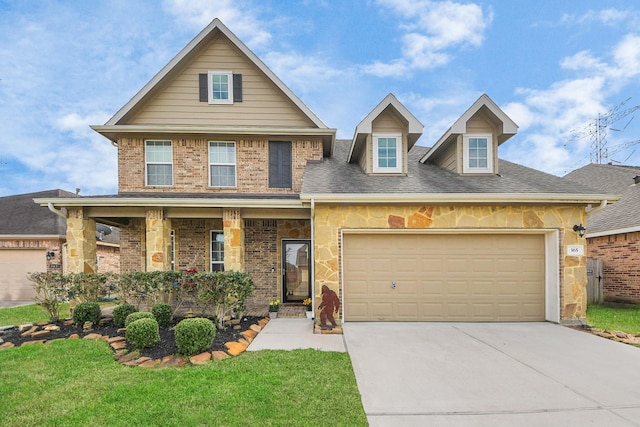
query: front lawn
[
  {"left": 0, "top": 303, "right": 71, "bottom": 326},
  {"left": 586, "top": 304, "right": 640, "bottom": 334},
  {"left": 0, "top": 306, "right": 367, "bottom": 426}
]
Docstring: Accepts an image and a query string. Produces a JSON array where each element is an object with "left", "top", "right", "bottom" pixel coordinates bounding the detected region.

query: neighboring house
[
  {"left": 35, "top": 19, "right": 611, "bottom": 325},
  {"left": 0, "top": 190, "right": 120, "bottom": 303},
  {"left": 565, "top": 164, "right": 640, "bottom": 303}
]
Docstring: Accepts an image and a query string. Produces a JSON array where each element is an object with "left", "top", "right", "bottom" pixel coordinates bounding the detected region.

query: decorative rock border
[{"left": 0, "top": 317, "right": 271, "bottom": 368}]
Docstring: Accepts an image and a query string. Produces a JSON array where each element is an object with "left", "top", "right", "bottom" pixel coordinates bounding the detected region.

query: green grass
[
  {"left": 0, "top": 303, "right": 71, "bottom": 326},
  {"left": 0, "top": 306, "right": 367, "bottom": 426},
  {"left": 587, "top": 304, "right": 640, "bottom": 334}
]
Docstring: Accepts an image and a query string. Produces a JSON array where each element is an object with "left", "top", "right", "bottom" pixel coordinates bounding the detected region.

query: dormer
[
  {"left": 420, "top": 94, "right": 518, "bottom": 175},
  {"left": 347, "top": 94, "right": 423, "bottom": 175}
]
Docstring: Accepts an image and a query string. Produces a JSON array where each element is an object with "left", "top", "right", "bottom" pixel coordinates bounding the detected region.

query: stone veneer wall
[
  {"left": 117, "top": 137, "right": 323, "bottom": 194},
  {"left": 313, "top": 204, "right": 587, "bottom": 323},
  {"left": 588, "top": 232, "right": 640, "bottom": 303}
]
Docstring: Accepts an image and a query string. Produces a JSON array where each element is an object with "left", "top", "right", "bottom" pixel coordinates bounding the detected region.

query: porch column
[
  {"left": 66, "top": 208, "right": 97, "bottom": 273},
  {"left": 145, "top": 208, "right": 172, "bottom": 271},
  {"left": 223, "top": 208, "right": 245, "bottom": 272}
]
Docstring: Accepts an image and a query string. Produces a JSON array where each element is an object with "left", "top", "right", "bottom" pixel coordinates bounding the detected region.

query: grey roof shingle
[
  {"left": 0, "top": 189, "right": 74, "bottom": 235},
  {"left": 564, "top": 164, "right": 640, "bottom": 234},
  {"left": 302, "top": 140, "right": 602, "bottom": 196}
]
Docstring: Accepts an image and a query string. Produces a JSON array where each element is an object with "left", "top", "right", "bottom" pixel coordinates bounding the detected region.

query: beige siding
[
  {"left": 127, "top": 34, "right": 316, "bottom": 128},
  {"left": 430, "top": 139, "right": 458, "bottom": 172},
  {"left": 467, "top": 111, "right": 499, "bottom": 174},
  {"left": 371, "top": 108, "right": 408, "bottom": 174},
  {"left": 343, "top": 233, "right": 545, "bottom": 322}
]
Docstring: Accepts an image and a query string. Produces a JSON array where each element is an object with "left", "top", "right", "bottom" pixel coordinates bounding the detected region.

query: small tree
[{"left": 27, "top": 272, "right": 70, "bottom": 322}]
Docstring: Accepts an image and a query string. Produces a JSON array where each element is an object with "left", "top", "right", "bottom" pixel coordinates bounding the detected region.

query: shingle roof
[
  {"left": 302, "top": 140, "right": 603, "bottom": 196},
  {"left": 0, "top": 189, "right": 73, "bottom": 235},
  {"left": 564, "top": 164, "right": 640, "bottom": 234}
]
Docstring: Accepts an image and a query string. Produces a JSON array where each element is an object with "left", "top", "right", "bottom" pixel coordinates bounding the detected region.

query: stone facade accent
[
  {"left": 223, "top": 209, "right": 244, "bottom": 272},
  {"left": 145, "top": 209, "right": 172, "bottom": 271},
  {"left": 66, "top": 208, "right": 97, "bottom": 273},
  {"left": 117, "top": 137, "right": 323, "bottom": 194},
  {"left": 313, "top": 204, "right": 587, "bottom": 322},
  {"left": 588, "top": 232, "right": 640, "bottom": 303}
]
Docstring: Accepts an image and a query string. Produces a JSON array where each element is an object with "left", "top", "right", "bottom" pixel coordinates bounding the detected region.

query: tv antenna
[{"left": 570, "top": 97, "right": 640, "bottom": 164}]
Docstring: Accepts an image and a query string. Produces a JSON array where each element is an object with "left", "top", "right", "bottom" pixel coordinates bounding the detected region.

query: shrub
[
  {"left": 152, "top": 303, "right": 173, "bottom": 328},
  {"left": 27, "top": 272, "right": 70, "bottom": 322},
  {"left": 125, "top": 311, "right": 154, "bottom": 327},
  {"left": 126, "top": 318, "right": 160, "bottom": 349},
  {"left": 72, "top": 302, "right": 101, "bottom": 326},
  {"left": 113, "top": 303, "right": 138, "bottom": 328},
  {"left": 175, "top": 317, "right": 216, "bottom": 356}
]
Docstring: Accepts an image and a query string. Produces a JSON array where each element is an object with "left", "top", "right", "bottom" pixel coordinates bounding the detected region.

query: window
[
  {"left": 269, "top": 141, "right": 292, "bottom": 188},
  {"left": 208, "top": 71, "right": 233, "bottom": 104},
  {"left": 373, "top": 133, "right": 402, "bottom": 173},
  {"left": 209, "top": 142, "right": 236, "bottom": 187},
  {"left": 463, "top": 134, "right": 493, "bottom": 173},
  {"left": 210, "top": 231, "right": 224, "bottom": 272},
  {"left": 145, "top": 140, "right": 173, "bottom": 186}
]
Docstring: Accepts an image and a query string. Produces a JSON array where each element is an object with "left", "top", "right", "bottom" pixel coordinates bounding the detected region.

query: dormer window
[
  {"left": 373, "top": 133, "right": 402, "bottom": 173},
  {"left": 208, "top": 71, "right": 233, "bottom": 104},
  {"left": 463, "top": 134, "right": 493, "bottom": 174}
]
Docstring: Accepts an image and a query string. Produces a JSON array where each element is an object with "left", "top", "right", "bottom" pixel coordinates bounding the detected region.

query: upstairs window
[
  {"left": 199, "top": 71, "right": 242, "bottom": 104},
  {"left": 269, "top": 141, "right": 292, "bottom": 188},
  {"left": 373, "top": 133, "right": 402, "bottom": 173},
  {"left": 209, "top": 141, "right": 236, "bottom": 187},
  {"left": 210, "top": 230, "right": 224, "bottom": 272},
  {"left": 463, "top": 134, "right": 493, "bottom": 173},
  {"left": 145, "top": 140, "right": 173, "bottom": 186}
]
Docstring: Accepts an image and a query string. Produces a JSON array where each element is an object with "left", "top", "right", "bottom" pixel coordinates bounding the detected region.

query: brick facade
[
  {"left": 0, "top": 238, "right": 64, "bottom": 273},
  {"left": 97, "top": 244, "right": 120, "bottom": 273},
  {"left": 118, "top": 137, "right": 323, "bottom": 194},
  {"left": 120, "top": 219, "right": 145, "bottom": 272},
  {"left": 588, "top": 232, "right": 640, "bottom": 303},
  {"left": 245, "top": 219, "right": 278, "bottom": 306}
]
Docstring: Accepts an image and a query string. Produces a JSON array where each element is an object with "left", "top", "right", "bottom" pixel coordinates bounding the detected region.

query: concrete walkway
[
  {"left": 247, "top": 317, "right": 346, "bottom": 352},
  {"left": 343, "top": 322, "right": 640, "bottom": 426}
]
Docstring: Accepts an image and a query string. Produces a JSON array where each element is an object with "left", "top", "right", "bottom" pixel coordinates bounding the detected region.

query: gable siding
[
  {"left": 467, "top": 112, "right": 499, "bottom": 174},
  {"left": 127, "top": 35, "right": 316, "bottom": 128},
  {"left": 118, "top": 136, "right": 322, "bottom": 194},
  {"left": 371, "top": 111, "right": 408, "bottom": 174},
  {"left": 430, "top": 140, "right": 458, "bottom": 172}
]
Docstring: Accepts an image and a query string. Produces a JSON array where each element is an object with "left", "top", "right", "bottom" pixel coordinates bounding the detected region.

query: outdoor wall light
[
  {"left": 46, "top": 251, "right": 55, "bottom": 260},
  {"left": 573, "top": 224, "right": 586, "bottom": 238}
]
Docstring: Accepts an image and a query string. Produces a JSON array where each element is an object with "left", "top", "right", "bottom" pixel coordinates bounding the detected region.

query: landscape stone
[
  {"left": 0, "top": 325, "right": 15, "bottom": 331},
  {"left": 212, "top": 351, "right": 230, "bottom": 361},
  {"left": 37, "top": 321, "right": 49, "bottom": 326},
  {"left": 233, "top": 325, "right": 241, "bottom": 330},
  {"left": 249, "top": 324, "right": 262, "bottom": 333},
  {"left": 63, "top": 319, "right": 74, "bottom": 326},
  {"left": 18, "top": 323, "right": 33, "bottom": 332},
  {"left": 20, "top": 326, "right": 38, "bottom": 337},
  {"left": 119, "top": 351, "right": 141, "bottom": 363},
  {"left": 190, "top": 352, "right": 212, "bottom": 365},
  {"left": 0, "top": 342, "right": 15, "bottom": 350},
  {"left": 136, "top": 356, "right": 152, "bottom": 364},
  {"left": 83, "top": 333, "right": 103, "bottom": 340},
  {"left": 138, "top": 359, "right": 160, "bottom": 368},
  {"left": 69, "top": 334, "right": 80, "bottom": 339},
  {"left": 107, "top": 336, "right": 126, "bottom": 343},
  {"left": 160, "top": 355, "right": 186, "bottom": 367},
  {"left": 241, "top": 329, "right": 257, "bottom": 340},
  {"left": 110, "top": 341, "right": 127, "bottom": 350},
  {"left": 22, "top": 340, "right": 45, "bottom": 346},
  {"left": 224, "top": 341, "right": 247, "bottom": 356},
  {"left": 31, "top": 330, "right": 51, "bottom": 338},
  {"left": 44, "top": 325, "right": 60, "bottom": 331}
]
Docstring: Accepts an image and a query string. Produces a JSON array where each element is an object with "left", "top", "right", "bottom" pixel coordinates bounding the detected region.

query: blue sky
[{"left": 1, "top": 0, "right": 640, "bottom": 196}]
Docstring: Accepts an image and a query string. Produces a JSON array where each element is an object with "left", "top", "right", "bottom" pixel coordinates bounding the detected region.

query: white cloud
[
  {"left": 365, "top": 0, "right": 491, "bottom": 75},
  {"left": 561, "top": 8, "right": 630, "bottom": 26},
  {"left": 163, "top": 0, "right": 271, "bottom": 48}
]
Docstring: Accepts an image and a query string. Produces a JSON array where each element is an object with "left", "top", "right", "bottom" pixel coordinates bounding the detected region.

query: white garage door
[
  {"left": 0, "top": 250, "right": 46, "bottom": 302},
  {"left": 343, "top": 233, "right": 545, "bottom": 321}
]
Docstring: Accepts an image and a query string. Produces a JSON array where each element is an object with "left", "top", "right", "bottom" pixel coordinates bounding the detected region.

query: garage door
[
  {"left": 0, "top": 250, "right": 46, "bottom": 302},
  {"left": 343, "top": 233, "right": 545, "bottom": 321}
]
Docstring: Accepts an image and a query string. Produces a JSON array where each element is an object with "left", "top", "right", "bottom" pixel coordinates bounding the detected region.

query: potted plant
[
  {"left": 268, "top": 299, "right": 280, "bottom": 319},
  {"left": 303, "top": 298, "right": 313, "bottom": 319}
]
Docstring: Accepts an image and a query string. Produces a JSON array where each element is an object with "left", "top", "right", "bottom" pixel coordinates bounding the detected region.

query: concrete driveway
[{"left": 343, "top": 322, "right": 640, "bottom": 426}]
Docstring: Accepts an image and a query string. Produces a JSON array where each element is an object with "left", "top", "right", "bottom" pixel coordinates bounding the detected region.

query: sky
[{"left": 1, "top": 0, "right": 640, "bottom": 197}]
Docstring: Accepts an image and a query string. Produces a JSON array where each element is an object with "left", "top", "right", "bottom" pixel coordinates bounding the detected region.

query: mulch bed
[{"left": 0, "top": 316, "right": 262, "bottom": 360}]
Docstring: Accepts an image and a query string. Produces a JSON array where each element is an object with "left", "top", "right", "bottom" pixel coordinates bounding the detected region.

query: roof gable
[
  {"left": 104, "top": 19, "right": 327, "bottom": 130},
  {"left": 420, "top": 94, "right": 518, "bottom": 164}
]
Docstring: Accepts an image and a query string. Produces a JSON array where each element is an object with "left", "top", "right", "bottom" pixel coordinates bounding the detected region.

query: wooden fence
[{"left": 587, "top": 258, "right": 604, "bottom": 305}]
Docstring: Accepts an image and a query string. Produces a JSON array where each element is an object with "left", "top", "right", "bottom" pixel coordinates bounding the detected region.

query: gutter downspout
[
  {"left": 586, "top": 199, "right": 608, "bottom": 216},
  {"left": 48, "top": 203, "right": 67, "bottom": 219},
  {"left": 310, "top": 198, "right": 316, "bottom": 318}
]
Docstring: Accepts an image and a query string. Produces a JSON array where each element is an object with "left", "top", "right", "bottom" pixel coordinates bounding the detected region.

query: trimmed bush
[
  {"left": 126, "top": 318, "right": 160, "bottom": 349},
  {"left": 113, "top": 303, "right": 138, "bottom": 328},
  {"left": 125, "top": 311, "right": 154, "bottom": 327},
  {"left": 175, "top": 317, "right": 216, "bottom": 356},
  {"left": 72, "top": 302, "right": 101, "bottom": 326},
  {"left": 152, "top": 303, "right": 173, "bottom": 328}
]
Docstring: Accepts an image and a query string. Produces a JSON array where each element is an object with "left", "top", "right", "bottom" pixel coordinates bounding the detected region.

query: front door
[{"left": 282, "top": 240, "right": 311, "bottom": 303}]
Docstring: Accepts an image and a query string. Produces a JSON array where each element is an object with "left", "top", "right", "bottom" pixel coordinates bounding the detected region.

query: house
[
  {"left": 565, "top": 164, "right": 640, "bottom": 303},
  {"left": 0, "top": 190, "right": 120, "bottom": 303},
  {"left": 35, "top": 19, "right": 612, "bottom": 326}
]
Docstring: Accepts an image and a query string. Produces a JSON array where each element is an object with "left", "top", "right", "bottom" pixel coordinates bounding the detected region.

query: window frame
[
  {"left": 208, "top": 141, "right": 237, "bottom": 188},
  {"left": 145, "top": 140, "right": 173, "bottom": 187},
  {"left": 372, "top": 133, "right": 403, "bottom": 174},
  {"left": 207, "top": 70, "right": 233, "bottom": 104},
  {"left": 463, "top": 133, "right": 493, "bottom": 174},
  {"left": 210, "top": 230, "right": 225, "bottom": 272}
]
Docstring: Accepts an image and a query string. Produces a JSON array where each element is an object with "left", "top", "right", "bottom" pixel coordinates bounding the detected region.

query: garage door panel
[
  {"left": 344, "top": 233, "right": 545, "bottom": 322},
  {"left": 0, "top": 250, "right": 45, "bottom": 302}
]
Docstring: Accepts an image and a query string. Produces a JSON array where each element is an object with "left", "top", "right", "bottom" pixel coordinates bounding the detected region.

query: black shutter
[
  {"left": 269, "top": 142, "right": 292, "bottom": 188},
  {"left": 199, "top": 73, "right": 208, "bottom": 102},
  {"left": 233, "top": 74, "right": 243, "bottom": 102}
]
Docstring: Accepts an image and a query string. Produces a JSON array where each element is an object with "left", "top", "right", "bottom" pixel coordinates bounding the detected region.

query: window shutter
[
  {"left": 233, "top": 74, "right": 242, "bottom": 102},
  {"left": 199, "top": 73, "right": 208, "bottom": 102},
  {"left": 269, "top": 142, "right": 292, "bottom": 188}
]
